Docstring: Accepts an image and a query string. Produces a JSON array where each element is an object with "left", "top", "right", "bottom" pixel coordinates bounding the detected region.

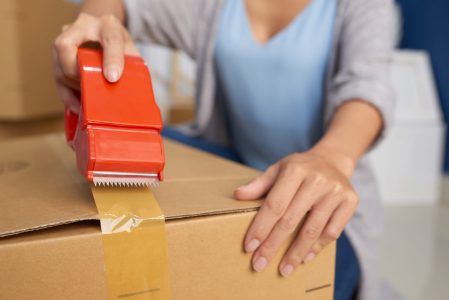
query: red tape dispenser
[{"left": 65, "top": 48, "right": 164, "bottom": 187}]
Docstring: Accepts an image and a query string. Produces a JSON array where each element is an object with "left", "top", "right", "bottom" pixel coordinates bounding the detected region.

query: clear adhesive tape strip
[{"left": 91, "top": 185, "right": 171, "bottom": 300}]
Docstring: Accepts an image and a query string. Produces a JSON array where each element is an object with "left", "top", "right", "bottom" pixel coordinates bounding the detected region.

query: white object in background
[
  {"left": 368, "top": 50, "right": 446, "bottom": 205},
  {"left": 139, "top": 44, "right": 173, "bottom": 121},
  {"left": 139, "top": 45, "right": 196, "bottom": 122}
]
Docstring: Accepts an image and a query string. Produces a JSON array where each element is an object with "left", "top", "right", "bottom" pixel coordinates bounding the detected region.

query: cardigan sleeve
[
  {"left": 124, "top": 0, "right": 215, "bottom": 59},
  {"left": 326, "top": 0, "right": 397, "bottom": 144}
]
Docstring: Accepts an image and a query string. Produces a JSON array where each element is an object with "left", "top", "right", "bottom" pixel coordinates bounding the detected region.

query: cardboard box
[
  {"left": 0, "top": 0, "right": 77, "bottom": 120},
  {"left": 0, "top": 116, "right": 64, "bottom": 141},
  {"left": 0, "top": 134, "right": 335, "bottom": 299},
  {"left": 168, "top": 100, "right": 195, "bottom": 124}
]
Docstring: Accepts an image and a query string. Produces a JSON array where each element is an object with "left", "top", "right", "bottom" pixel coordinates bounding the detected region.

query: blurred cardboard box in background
[
  {"left": 168, "top": 100, "right": 194, "bottom": 124},
  {"left": 0, "top": 117, "right": 64, "bottom": 141},
  {"left": 0, "top": 0, "right": 77, "bottom": 120}
]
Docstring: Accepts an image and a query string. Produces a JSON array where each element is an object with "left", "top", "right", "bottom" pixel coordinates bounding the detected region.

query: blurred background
[{"left": 0, "top": 1, "right": 448, "bottom": 299}]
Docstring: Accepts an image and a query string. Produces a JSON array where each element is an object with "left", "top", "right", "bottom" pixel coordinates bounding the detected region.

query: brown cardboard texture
[
  {"left": 0, "top": 134, "right": 335, "bottom": 299},
  {"left": 0, "top": 0, "right": 77, "bottom": 120}
]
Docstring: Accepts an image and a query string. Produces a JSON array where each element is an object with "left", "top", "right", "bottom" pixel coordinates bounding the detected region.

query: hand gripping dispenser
[{"left": 65, "top": 48, "right": 164, "bottom": 187}]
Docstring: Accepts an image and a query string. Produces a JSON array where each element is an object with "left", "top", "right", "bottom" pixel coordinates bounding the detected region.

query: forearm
[
  {"left": 311, "top": 100, "right": 383, "bottom": 176},
  {"left": 80, "top": 0, "right": 125, "bottom": 22}
]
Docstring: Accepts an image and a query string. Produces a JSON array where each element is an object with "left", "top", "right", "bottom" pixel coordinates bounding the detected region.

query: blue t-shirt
[{"left": 214, "top": 0, "right": 336, "bottom": 170}]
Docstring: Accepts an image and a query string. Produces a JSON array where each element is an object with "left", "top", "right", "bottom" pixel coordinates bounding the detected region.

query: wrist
[
  {"left": 309, "top": 143, "right": 356, "bottom": 178},
  {"left": 81, "top": 0, "right": 125, "bottom": 22}
]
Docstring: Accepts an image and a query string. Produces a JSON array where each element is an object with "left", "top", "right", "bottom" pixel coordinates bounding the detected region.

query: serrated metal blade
[{"left": 93, "top": 171, "right": 160, "bottom": 187}]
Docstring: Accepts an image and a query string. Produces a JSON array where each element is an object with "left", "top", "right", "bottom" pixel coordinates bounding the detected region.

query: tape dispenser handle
[
  {"left": 64, "top": 107, "right": 78, "bottom": 147},
  {"left": 64, "top": 47, "right": 85, "bottom": 147}
]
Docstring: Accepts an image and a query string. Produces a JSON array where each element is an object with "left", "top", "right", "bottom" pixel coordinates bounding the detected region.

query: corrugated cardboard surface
[
  {"left": 0, "top": 0, "right": 77, "bottom": 120},
  {"left": 0, "top": 134, "right": 335, "bottom": 299},
  {"left": 0, "top": 134, "right": 261, "bottom": 237}
]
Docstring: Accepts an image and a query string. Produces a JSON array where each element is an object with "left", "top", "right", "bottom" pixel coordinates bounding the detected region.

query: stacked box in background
[
  {"left": 0, "top": 116, "right": 64, "bottom": 140},
  {"left": 0, "top": 0, "right": 78, "bottom": 138}
]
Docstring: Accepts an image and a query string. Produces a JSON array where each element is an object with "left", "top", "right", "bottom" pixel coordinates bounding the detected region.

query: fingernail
[
  {"left": 303, "top": 252, "right": 316, "bottom": 264},
  {"left": 280, "top": 264, "right": 294, "bottom": 277},
  {"left": 253, "top": 256, "right": 268, "bottom": 272},
  {"left": 245, "top": 239, "right": 260, "bottom": 253},
  {"left": 107, "top": 66, "right": 120, "bottom": 82}
]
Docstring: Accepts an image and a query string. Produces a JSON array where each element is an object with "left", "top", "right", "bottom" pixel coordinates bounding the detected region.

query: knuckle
[
  {"left": 60, "top": 24, "right": 70, "bottom": 33},
  {"left": 324, "top": 227, "right": 340, "bottom": 241},
  {"left": 312, "top": 208, "right": 328, "bottom": 222},
  {"left": 310, "top": 173, "right": 326, "bottom": 186},
  {"left": 265, "top": 199, "right": 285, "bottom": 217},
  {"left": 312, "top": 242, "right": 324, "bottom": 253},
  {"left": 101, "top": 14, "right": 119, "bottom": 25},
  {"left": 75, "top": 13, "right": 97, "bottom": 26},
  {"left": 102, "top": 33, "right": 123, "bottom": 45},
  {"left": 54, "top": 35, "right": 71, "bottom": 51},
  {"left": 285, "top": 153, "right": 300, "bottom": 163},
  {"left": 266, "top": 164, "right": 278, "bottom": 175},
  {"left": 258, "top": 241, "right": 276, "bottom": 257},
  {"left": 303, "top": 222, "right": 322, "bottom": 240},
  {"left": 345, "top": 190, "right": 359, "bottom": 204},
  {"left": 278, "top": 214, "right": 298, "bottom": 232},
  {"left": 78, "top": 12, "right": 91, "bottom": 21},
  {"left": 329, "top": 181, "right": 344, "bottom": 194},
  {"left": 281, "top": 163, "right": 301, "bottom": 179},
  {"left": 286, "top": 251, "right": 302, "bottom": 266}
]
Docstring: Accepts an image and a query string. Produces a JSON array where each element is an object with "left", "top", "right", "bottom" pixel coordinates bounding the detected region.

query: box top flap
[{"left": 0, "top": 134, "right": 261, "bottom": 238}]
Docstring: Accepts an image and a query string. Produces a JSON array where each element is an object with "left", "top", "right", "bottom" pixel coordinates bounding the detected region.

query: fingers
[
  {"left": 237, "top": 153, "right": 359, "bottom": 278},
  {"left": 123, "top": 30, "right": 141, "bottom": 56},
  {"left": 278, "top": 200, "right": 336, "bottom": 276},
  {"left": 53, "top": 12, "right": 136, "bottom": 89},
  {"left": 52, "top": 13, "right": 141, "bottom": 113},
  {"left": 279, "top": 191, "right": 358, "bottom": 277},
  {"left": 99, "top": 15, "right": 125, "bottom": 82},
  {"left": 52, "top": 48, "right": 79, "bottom": 89},
  {"left": 311, "top": 194, "right": 358, "bottom": 253},
  {"left": 234, "top": 164, "right": 280, "bottom": 200},
  {"left": 54, "top": 28, "right": 86, "bottom": 80},
  {"left": 250, "top": 179, "right": 327, "bottom": 273},
  {"left": 54, "top": 14, "right": 99, "bottom": 80},
  {"left": 56, "top": 83, "right": 80, "bottom": 114},
  {"left": 242, "top": 164, "right": 303, "bottom": 257}
]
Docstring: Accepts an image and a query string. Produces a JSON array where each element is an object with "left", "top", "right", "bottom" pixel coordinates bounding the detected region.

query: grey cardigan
[{"left": 125, "top": 0, "right": 401, "bottom": 299}]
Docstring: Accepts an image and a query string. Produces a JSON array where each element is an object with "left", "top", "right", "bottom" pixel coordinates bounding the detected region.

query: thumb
[{"left": 234, "top": 164, "right": 280, "bottom": 200}]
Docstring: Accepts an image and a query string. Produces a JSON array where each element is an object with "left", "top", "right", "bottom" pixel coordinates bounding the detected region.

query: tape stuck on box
[{"left": 91, "top": 185, "right": 171, "bottom": 299}]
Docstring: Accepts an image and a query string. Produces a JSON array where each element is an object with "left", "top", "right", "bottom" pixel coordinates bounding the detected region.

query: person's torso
[{"left": 214, "top": 0, "right": 337, "bottom": 170}]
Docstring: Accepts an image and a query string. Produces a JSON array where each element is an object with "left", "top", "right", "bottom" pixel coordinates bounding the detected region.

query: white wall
[
  {"left": 368, "top": 50, "right": 445, "bottom": 205},
  {"left": 139, "top": 45, "right": 195, "bottom": 122}
]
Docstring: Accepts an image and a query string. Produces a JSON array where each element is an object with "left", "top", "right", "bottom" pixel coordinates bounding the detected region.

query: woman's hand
[
  {"left": 52, "top": 13, "right": 139, "bottom": 113},
  {"left": 234, "top": 147, "right": 358, "bottom": 277}
]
